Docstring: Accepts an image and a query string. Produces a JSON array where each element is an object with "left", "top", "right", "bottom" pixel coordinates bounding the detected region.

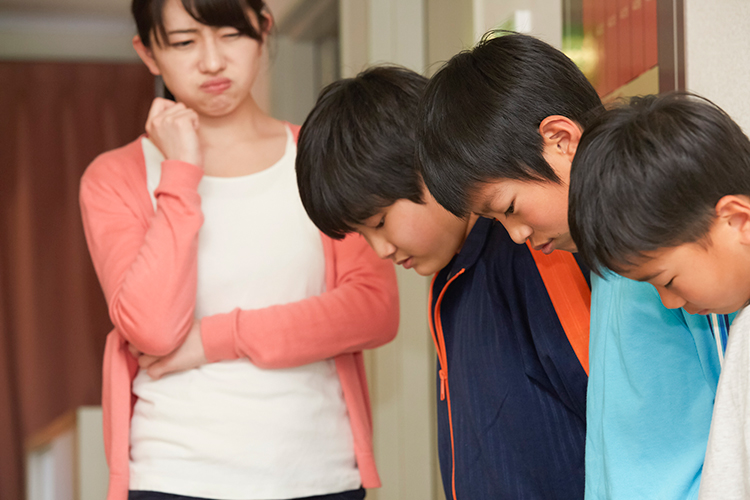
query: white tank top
[{"left": 129, "top": 127, "right": 360, "bottom": 499}]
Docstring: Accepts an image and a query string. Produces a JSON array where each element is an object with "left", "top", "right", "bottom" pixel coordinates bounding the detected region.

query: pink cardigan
[{"left": 79, "top": 125, "right": 400, "bottom": 500}]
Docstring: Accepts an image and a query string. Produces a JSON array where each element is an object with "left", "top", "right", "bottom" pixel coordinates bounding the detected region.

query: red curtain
[{"left": 0, "top": 61, "right": 154, "bottom": 499}]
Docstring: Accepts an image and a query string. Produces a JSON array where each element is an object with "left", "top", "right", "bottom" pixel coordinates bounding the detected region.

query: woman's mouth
[{"left": 201, "top": 78, "right": 231, "bottom": 94}]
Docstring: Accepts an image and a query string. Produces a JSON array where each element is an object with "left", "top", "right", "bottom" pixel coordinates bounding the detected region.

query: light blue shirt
[{"left": 585, "top": 271, "right": 732, "bottom": 500}]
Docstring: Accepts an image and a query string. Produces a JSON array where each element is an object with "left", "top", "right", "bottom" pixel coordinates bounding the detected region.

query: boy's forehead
[
  {"left": 620, "top": 266, "right": 665, "bottom": 283},
  {"left": 617, "top": 249, "right": 671, "bottom": 282},
  {"left": 470, "top": 181, "right": 509, "bottom": 213}
]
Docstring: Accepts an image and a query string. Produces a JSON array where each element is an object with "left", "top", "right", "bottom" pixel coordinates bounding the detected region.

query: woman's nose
[{"left": 199, "top": 38, "right": 226, "bottom": 73}]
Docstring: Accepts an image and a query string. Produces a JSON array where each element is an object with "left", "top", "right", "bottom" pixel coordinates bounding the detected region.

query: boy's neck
[{"left": 456, "top": 214, "right": 481, "bottom": 254}]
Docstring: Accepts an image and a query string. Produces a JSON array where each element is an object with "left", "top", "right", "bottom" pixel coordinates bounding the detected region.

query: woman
[{"left": 79, "top": 1, "right": 399, "bottom": 499}]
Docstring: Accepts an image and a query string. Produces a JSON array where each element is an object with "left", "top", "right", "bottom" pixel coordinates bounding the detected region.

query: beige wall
[
  {"left": 339, "top": 2, "right": 442, "bottom": 499},
  {"left": 269, "top": 35, "right": 316, "bottom": 123},
  {"left": 684, "top": 0, "right": 750, "bottom": 133},
  {"left": 425, "top": 0, "right": 475, "bottom": 75},
  {"left": 424, "top": 0, "right": 563, "bottom": 77},
  {"left": 0, "top": 12, "right": 137, "bottom": 61},
  {"left": 471, "top": 0, "right": 562, "bottom": 48},
  {"left": 340, "top": 2, "right": 569, "bottom": 498}
]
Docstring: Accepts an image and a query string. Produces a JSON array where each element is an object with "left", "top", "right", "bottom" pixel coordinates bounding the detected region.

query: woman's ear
[
  {"left": 262, "top": 10, "right": 274, "bottom": 34},
  {"left": 257, "top": 10, "right": 274, "bottom": 45},
  {"left": 245, "top": 7, "right": 273, "bottom": 43},
  {"left": 133, "top": 35, "right": 162, "bottom": 76},
  {"left": 716, "top": 195, "right": 750, "bottom": 245},
  {"left": 538, "top": 115, "right": 583, "bottom": 161}
]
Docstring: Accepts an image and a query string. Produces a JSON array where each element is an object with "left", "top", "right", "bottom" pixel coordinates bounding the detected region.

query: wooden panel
[{"left": 657, "top": 0, "right": 685, "bottom": 93}]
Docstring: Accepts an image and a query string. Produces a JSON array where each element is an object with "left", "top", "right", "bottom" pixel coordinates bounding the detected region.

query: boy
[
  {"left": 416, "top": 33, "right": 731, "bottom": 500},
  {"left": 296, "top": 66, "right": 589, "bottom": 499},
  {"left": 568, "top": 92, "right": 750, "bottom": 499}
]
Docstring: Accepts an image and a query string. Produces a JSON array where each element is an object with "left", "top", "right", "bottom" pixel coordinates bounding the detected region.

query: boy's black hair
[
  {"left": 132, "top": 0, "right": 269, "bottom": 49},
  {"left": 569, "top": 92, "right": 750, "bottom": 275},
  {"left": 417, "top": 32, "right": 603, "bottom": 217},
  {"left": 296, "top": 66, "right": 428, "bottom": 239}
]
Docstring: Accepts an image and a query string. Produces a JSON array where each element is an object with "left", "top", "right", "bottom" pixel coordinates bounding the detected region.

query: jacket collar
[{"left": 445, "top": 216, "right": 494, "bottom": 279}]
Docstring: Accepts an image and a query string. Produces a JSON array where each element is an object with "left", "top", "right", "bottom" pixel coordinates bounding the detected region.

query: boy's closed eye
[{"left": 361, "top": 213, "right": 386, "bottom": 230}]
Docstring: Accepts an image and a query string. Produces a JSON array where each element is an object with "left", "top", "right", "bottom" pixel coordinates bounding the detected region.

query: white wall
[
  {"left": 26, "top": 407, "right": 107, "bottom": 500},
  {"left": 684, "top": 0, "right": 750, "bottom": 133}
]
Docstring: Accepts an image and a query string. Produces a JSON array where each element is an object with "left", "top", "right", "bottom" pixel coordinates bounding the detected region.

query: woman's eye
[
  {"left": 504, "top": 201, "right": 515, "bottom": 216},
  {"left": 170, "top": 40, "right": 193, "bottom": 48},
  {"left": 375, "top": 217, "right": 385, "bottom": 229},
  {"left": 222, "top": 31, "right": 242, "bottom": 38},
  {"left": 664, "top": 277, "right": 675, "bottom": 288}
]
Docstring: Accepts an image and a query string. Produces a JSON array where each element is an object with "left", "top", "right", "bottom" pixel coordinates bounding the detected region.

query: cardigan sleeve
[
  {"left": 200, "top": 233, "right": 400, "bottom": 369},
  {"left": 80, "top": 148, "right": 204, "bottom": 356}
]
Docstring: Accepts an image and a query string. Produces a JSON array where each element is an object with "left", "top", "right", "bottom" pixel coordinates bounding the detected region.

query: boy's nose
[
  {"left": 506, "top": 222, "right": 533, "bottom": 245},
  {"left": 369, "top": 235, "right": 397, "bottom": 260},
  {"left": 655, "top": 286, "right": 687, "bottom": 309}
]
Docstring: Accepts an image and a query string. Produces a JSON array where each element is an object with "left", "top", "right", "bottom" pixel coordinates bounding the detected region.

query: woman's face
[{"left": 138, "top": 0, "right": 265, "bottom": 118}]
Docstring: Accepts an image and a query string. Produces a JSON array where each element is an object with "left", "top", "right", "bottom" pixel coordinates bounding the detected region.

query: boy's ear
[
  {"left": 716, "top": 195, "right": 750, "bottom": 245},
  {"left": 538, "top": 115, "right": 583, "bottom": 161},
  {"left": 133, "top": 35, "right": 161, "bottom": 76}
]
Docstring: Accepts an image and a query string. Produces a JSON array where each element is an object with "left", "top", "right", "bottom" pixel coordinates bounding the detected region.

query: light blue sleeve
[{"left": 585, "top": 271, "right": 724, "bottom": 500}]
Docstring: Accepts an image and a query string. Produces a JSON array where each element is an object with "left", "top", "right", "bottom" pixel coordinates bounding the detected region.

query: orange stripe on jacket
[{"left": 527, "top": 245, "right": 591, "bottom": 374}]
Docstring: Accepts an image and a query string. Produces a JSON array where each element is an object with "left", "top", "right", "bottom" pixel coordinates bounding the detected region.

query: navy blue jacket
[{"left": 431, "top": 217, "right": 588, "bottom": 500}]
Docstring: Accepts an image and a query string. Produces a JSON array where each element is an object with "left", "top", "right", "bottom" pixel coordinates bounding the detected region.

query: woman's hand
[
  {"left": 145, "top": 97, "right": 203, "bottom": 167},
  {"left": 128, "top": 319, "right": 209, "bottom": 379}
]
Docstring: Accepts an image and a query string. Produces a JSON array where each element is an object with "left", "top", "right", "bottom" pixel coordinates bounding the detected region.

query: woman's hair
[
  {"left": 417, "top": 32, "right": 603, "bottom": 217},
  {"left": 132, "top": 0, "right": 269, "bottom": 48},
  {"left": 569, "top": 92, "right": 750, "bottom": 275}
]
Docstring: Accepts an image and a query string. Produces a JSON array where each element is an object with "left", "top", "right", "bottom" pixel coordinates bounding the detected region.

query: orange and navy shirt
[{"left": 429, "top": 217, "right": 588, "bottom": 500}]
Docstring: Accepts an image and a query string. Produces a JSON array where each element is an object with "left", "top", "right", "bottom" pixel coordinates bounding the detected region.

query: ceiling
[
  {"left": 0, "top": 0, "right": 131, "bottom": 16},
  {"left": 0, "top": 0, "right": 298, "bottom": 22}
]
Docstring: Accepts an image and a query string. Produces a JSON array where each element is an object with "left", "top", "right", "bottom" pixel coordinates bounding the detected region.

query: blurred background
[{"left": 1, "top": 0, "right": 749, "bottom": 499}]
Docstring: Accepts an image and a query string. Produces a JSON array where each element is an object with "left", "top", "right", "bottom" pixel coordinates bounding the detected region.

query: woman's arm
[
  {"left": 80, "top": 99, "right": 204, "bottom": 356},
  {"left": 137, "top": 233, "right": 398, "bottom": 378},
  {"left": 199, "top": 233, "right": 399, "bottom": 369},
  {"left": 80, "top": 156, "right": 203, "bottom": 356}
]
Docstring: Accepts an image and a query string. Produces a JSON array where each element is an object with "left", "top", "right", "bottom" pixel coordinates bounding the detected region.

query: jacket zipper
[{"left": 428, "top": 268, "right": 465, "bottom": 500}]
